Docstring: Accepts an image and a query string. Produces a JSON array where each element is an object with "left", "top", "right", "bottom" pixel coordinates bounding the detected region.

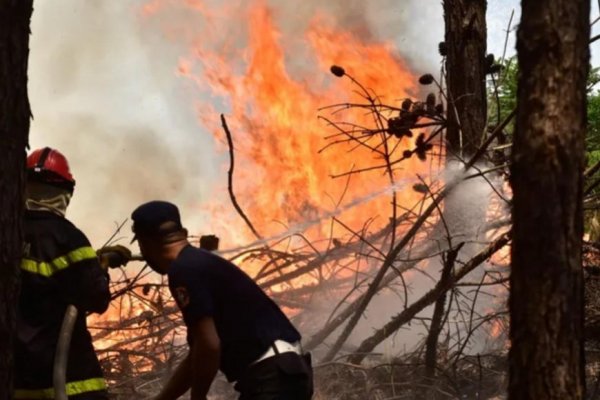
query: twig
[
  {"left": 220, "top": 114, "right": 263, "bottom": 240},
  {"left": 424, "top": 244, "right": 464, "bottom": 381},
  {"left": 322, "top": 138, "right": 506, "bottom": 361},
  {"left": 347, "top": 232, "right": 510, "bottom": 364}
]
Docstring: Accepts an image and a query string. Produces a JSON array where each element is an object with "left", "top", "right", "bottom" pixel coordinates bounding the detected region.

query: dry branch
[
  {"left": 348, "top": 232, "right": 510, "bottom": 364},
  {"left": 221, "top": 114, "right": 263, "bottom": 240},
  {"left": 424, "top": 244, "right": 463, "bottom": 381}
]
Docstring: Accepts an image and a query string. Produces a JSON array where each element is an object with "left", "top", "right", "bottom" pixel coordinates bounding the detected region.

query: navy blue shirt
[{"left": 168, "top": 245, "right": 301, "bottom": 381}]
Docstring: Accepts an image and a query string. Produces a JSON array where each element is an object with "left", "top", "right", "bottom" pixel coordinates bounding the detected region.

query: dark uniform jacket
[
  {"left": 168, "top": 245, "right": 301, "bottom": 382},
  {"left": 15, "top": 210, "right": 110, "bottom": 399}
]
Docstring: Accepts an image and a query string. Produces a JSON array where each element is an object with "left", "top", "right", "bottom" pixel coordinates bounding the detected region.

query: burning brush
[
  {"left": 329, "top": 64, "right": 443, "bottom": 162},
  {"left": 98, "top": 234, "right": 220, "bottom": 268},
  {"left": 55, "top": 236, "right": 220, "bottom": 399}
]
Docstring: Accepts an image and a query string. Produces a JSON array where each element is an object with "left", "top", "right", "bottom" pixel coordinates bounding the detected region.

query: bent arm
[
  {"left": 52, "top": 227, "right": 111, "bottom": 313},
  {"left": 153, "top": 317, "right": 220, "bottom": 400},
  {"left": 154, "top": 355, "right": 192, "bottom": 400},
  {"left": 56, "top": 250, "right": 111, "bottom": 313},
  {"left": 190, "top": 317, "right": 221, "bottom": 400}
]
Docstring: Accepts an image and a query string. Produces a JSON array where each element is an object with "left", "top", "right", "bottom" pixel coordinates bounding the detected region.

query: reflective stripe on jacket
[
  {"left": 15, "top": 210, "right": 110, "bottom": 397},
  {"left": 21, "top": 246, "right": 97, "bottom": 277},
  {"left": 14, "top": 377, "right": 107, "bottom": 399}
]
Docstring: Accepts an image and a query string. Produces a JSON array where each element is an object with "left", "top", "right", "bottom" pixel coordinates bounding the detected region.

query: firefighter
[
  {"left": 15, "top": 147, "right": 131, "bottom": 400},
  {"left": 130, "top": 201, "right": 313, "bottom": 400}
]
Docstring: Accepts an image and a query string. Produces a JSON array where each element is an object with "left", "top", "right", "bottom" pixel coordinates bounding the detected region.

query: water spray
[{"left": 216, "top": 177, "right": 415, "bottom": 255}]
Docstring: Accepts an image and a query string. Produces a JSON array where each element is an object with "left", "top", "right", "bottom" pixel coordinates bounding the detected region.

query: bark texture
[
  {"left": 0, "top": 0, "right": 33, "bottom": 398},
  {"left": 509, "top": 1, "right": 590, "bottom": 399},
  {"left": 443, "top": 0, "right": 487, "bottom": 157},
  {"left": 443, "top": 0, "right": 488, "bottom": 248}
]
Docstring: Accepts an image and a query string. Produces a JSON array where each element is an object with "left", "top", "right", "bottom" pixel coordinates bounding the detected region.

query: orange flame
[
  {"left": 91, "top": 2, "right": 520, "bottom": 378},
  {"left": 151, "top": 0, "right": 430, "bottom": 252}
]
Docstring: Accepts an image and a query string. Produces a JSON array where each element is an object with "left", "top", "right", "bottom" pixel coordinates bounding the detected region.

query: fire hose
[
  {"left": 53, "top": 252, "right": 145, "bottom": 400},
  {"left": 53, "top": 304, "right": 78, "bottom": 400},
  {"left": 53, "top": 237, "right": 218, "bottom": 399}
]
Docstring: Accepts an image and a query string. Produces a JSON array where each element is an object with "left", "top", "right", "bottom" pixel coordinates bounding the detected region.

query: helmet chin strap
[{"left": 34, "top": 147, "right": 52, "bottom": 171}]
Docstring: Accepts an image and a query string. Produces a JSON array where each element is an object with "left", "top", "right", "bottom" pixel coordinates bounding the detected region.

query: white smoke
[
  {"left": 28, "top": 1, "right": 514, "bottom": 368},
  {"left": 28, "top": 0, "right": 522, "bottom": 248},
  {"left": 29, "top": 1, "right": 220, "bottom": 247},
  {"left": 298, "top": 163, "right": 510, "bottom": 360}
]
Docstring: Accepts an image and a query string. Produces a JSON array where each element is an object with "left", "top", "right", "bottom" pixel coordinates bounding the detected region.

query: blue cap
[{"left": 131, "top": 201, "right": 183, "bottom": 242}]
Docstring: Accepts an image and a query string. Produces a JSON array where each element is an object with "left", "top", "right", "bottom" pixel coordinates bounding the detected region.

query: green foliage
[
  {"left": 585, "top": 77, "right": 600, "bottom": 220},
  {"left": 588, "top": 66, "right": 600, "bottom": 92},
  {"left": 488, "top": 57, "right": 518, "bottom": 131},
  {"left": 488, "top": 58, "right": 600, "bottom": 229},
  {"left": 587, "top": 82, "right": 600, "bottom": 156},
  {"left": 488, "top": 58, "right": 600, "bottom": 167}
]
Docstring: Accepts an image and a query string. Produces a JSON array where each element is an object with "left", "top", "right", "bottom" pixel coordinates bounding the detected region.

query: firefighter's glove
[
  {"left": 97, "top": 245, "right": 132, "bottom": 269},
  {"left": 200, "top": 234, "right": 220, "bottom": 251}
]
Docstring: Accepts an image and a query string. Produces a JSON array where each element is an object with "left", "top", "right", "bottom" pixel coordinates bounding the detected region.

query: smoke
[
  {"left": 29, "top": 1, "right": 219, "bottom": 245},
  {"left": 28, "top": 0, "right": 519, "bottom": 246},
  {"left": 28, "top": 0, "right": 513, "bottom": 364},
  {"left": 300, "top": 164, "right": 510, "bottom": 359},
  {"left": 28, "top": 6, "right": 509, "bottom": 265}
]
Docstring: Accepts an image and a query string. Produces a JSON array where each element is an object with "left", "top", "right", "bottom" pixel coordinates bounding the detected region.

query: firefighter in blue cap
[{"left": 131, "top": 200, "right": 313, "bottom": 400}]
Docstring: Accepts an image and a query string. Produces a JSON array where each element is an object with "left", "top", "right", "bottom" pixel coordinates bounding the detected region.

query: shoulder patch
[{"left": 174, "top": 286, "right": 190, "bottom": 308}]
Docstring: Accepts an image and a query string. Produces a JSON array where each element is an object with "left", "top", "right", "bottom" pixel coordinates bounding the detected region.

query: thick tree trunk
[
  {"left": 442, "top": 0, "right": 488, "bottom": 255},
  {"left": 509, "top": 1, "right": 589, "bottom": 399},
  {"left": 0, "top": 1, "right": 33, "bottom": 399},
  {"left": 443, "top": 0, "right": 487, "bottom": 158}
]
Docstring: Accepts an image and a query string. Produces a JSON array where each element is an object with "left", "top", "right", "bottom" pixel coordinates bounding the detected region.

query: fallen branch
[{"left": 348, "top": 232, "right": 511, "bottom": 364}]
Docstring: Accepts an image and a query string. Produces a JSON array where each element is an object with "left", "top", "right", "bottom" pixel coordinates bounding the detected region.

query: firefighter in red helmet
[{"left": 15, "top": 147, "right": 130, "bottom": 399}]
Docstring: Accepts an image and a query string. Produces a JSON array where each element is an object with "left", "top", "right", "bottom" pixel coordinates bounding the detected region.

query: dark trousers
[
  {"left": 234, "top": 352, "right": 313, "bottom": 400},
  {"left": 70, "top": 390, "right": 109, "bottom": 400},
  {"left": 17, "top": 390, "right": 108, "bottom": 400}
]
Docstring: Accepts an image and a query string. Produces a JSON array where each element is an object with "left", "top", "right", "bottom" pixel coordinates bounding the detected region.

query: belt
[{"left": 252, "top": 340, "right": 302, "bottom": 365}]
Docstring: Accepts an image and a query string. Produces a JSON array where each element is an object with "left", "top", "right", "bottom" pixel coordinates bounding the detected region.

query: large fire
[
  {"left": 92, "top": 0, "right": 473, "bottom": 382},
  {"left": 142, "top": 0, "right": 427, "bottom": 250}
]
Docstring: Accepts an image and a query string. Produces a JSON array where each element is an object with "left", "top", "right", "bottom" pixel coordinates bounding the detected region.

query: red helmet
[{"left": 27, "top": 147, "right": 75, "bottom": 191}]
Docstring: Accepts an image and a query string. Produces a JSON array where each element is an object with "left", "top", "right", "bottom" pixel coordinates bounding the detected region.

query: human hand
[
  {"left": 200, "top": 234, "right": 219, "bottom": 251},
  {"left": 97, "top": 245, "right": 132, "bottom": 268}
]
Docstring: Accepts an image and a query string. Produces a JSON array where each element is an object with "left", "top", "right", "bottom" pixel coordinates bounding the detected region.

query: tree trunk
[
  {"left": 0, "top": 1, "right": 33, "bottom": 399},
  {"left": 509, "top": 0, "right": 589, "bottom": 399},
  {"left": 420, "top": 251, "right": 453, "bottom": 400},
  {"left": 442, "top": 0, "right": 488, "bottom": 250},
  {"left": 443, "top": 0, "right": 487, "bottom": 158},
  {"left": 423, "top": 245, "right": 461, "bottom": 387}
]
